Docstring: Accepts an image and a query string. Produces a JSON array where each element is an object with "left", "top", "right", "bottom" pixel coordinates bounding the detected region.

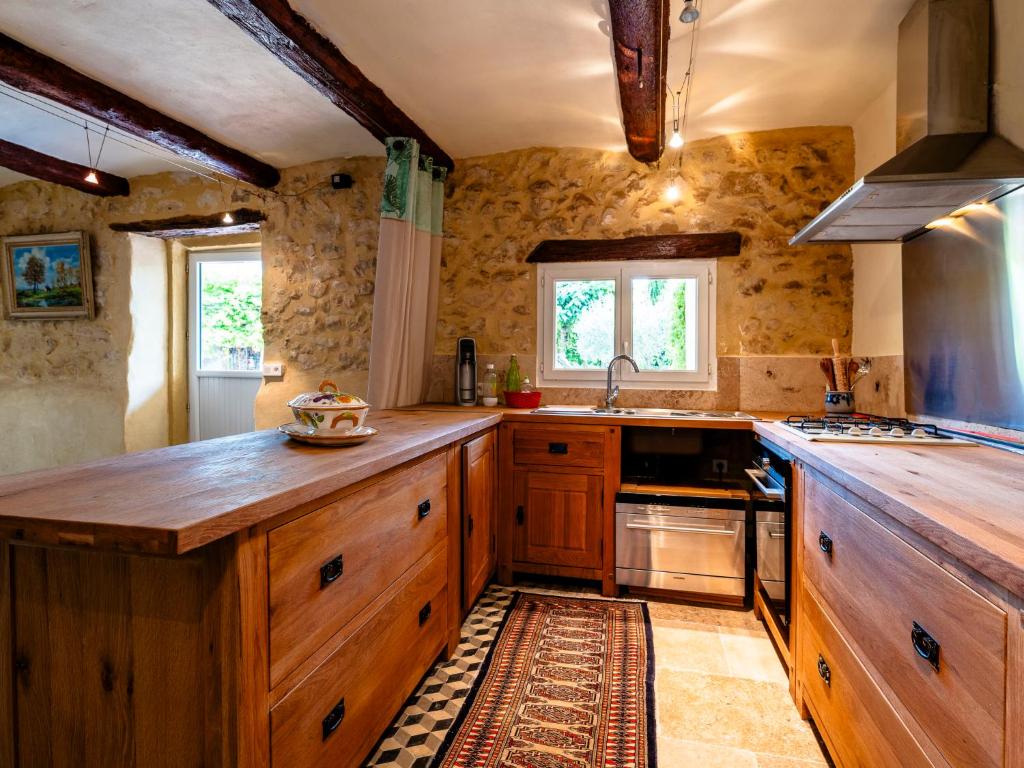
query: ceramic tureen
[{"left": 287, "top": 380, "right": 370, "bottom": 435}]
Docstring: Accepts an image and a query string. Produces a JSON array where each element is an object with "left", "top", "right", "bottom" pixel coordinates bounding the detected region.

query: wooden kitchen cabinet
[
  {"left": 512, "top": 468, "right": 603, "bottom": 570},
  {"left": 462, "top": 430, "right": 497, "bottom": 612}
]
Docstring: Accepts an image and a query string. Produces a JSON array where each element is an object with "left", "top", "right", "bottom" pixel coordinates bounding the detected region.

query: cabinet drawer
[
  {"left": 799, "top": 584, "right": 936, "bottom": 768},
  {"left": 268, "top": 453, "right": 447, "bottom": 685},
  {"left": 802, "top": 474, "right": 1006, "bottom": 768},
  {"left": 512, "top": 426, "right": 605, "bottom": 468},
  {"left": 271, "top": 544, "right": 448, "bottom": 768}
]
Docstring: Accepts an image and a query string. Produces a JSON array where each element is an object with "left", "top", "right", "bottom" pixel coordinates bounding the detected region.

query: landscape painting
[{"left": 1, "top": 231, "right": 94, "bottom": 319}]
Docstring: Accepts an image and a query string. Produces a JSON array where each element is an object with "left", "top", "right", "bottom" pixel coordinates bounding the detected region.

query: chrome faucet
[{"left": 605, "top": 354, "right": 640, "bottom": 409}]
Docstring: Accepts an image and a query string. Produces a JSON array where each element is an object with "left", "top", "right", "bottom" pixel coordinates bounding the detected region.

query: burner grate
[{"left": 784, "top": 414, "right": 948, "bottom": 438}]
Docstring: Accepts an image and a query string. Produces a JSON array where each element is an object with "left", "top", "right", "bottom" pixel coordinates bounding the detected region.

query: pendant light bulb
[
  {"left": 668, "top": 130, "right": 684, "bottom": 149},
  {"left": 665, "top": 182, "right": 681, "bottom": 202},
  {"left": 680, "top": 0, "right": 700, "bottom": 24},
  {"left": 84, "top": 170, "right": 99, "bottom": 184},
  {"left": 222, "top": 211, "right": 234, "bottom": 224}
]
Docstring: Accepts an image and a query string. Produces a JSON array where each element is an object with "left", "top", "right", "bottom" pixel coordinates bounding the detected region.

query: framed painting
[{"left": 1, "top": 231, "right": 95, "bottom": 319}]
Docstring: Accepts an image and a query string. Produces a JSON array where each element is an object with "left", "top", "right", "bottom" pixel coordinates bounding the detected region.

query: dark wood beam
[
  {"left": 526, "top": 232, "right": 742, "bottom": 263},
  {"left": 109, "top": 208, "right": 265, "bottom": 239},
  {"left": 0, "top": 138, "right": 130, "bottom": 196},
  {"left": 0, "top": 32, "right": 280, "bottom": 188},
  {"left": 208, "top": 0, "right": 454, "bottom": 171},
  {"left": 608, "top": 0, "right": 670, "bottom": 163}
]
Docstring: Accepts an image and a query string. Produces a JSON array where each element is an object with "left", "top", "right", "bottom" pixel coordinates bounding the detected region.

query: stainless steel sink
[{"left": 532, "top": 405, "right": 756, "bottom": 420}]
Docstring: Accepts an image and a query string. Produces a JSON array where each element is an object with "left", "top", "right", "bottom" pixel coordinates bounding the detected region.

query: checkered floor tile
[{"left": 364, "top": 585, "right": 515, "bottom": 768}]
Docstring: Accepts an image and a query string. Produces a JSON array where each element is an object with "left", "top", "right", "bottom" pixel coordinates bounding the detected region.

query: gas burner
[{"left": 780, "top": 414, "right": 975, "bottom": 446}]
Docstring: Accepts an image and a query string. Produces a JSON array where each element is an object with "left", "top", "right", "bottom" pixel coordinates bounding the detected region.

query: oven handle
[
  {"left": 766, "top": 530, "right": 785, "bottom": 539},
  {"left": 625, "top": 522, "right": 736, "bottom": 536},
  {"left": 745, "top": 468, "right": 785, "bottom": 500}
]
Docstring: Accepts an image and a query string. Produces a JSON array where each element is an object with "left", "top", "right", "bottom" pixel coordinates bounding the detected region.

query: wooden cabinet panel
[
  {"left": 463, "top": 431, "right": 497, "bottom": 612},
  {"left": 268, "top": 453, "right": 447, "bottom": 686},
  {"left": 513, "top": 426, "right": 605, "bottom": 469},
  {"left": 799, "top": 584, "right": 937, "bottom": 768},
  {"left": 271, "top": 544, "right": 448, "bottom": 768},
  {"left": 802, "top": 473, "right": 1006, "bottom": 768},
  {"left": 513, "top": 469, "right": 603, "bottom": 570}
]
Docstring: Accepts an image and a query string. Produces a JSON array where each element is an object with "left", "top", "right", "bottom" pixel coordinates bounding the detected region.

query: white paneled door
[{"left": 188, "top": 249, "right": 264, "bottom": 442}]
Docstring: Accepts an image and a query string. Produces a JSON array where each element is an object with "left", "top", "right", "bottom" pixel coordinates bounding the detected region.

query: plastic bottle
[
  {"left": 505, "top": 354, "right": 522, "bottom": 393},
  {"left": 481, "top": 364, "right": 499, "bottom": 407}
]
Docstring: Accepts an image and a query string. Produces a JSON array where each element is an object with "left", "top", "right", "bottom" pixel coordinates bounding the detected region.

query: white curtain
[{"left": 366, "top": 138, "right": 446, "bottom": 408}]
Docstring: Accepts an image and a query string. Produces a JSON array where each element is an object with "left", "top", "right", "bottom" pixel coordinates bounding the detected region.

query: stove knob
[
  {"left": 868, "top": 427, "right": 883, "bottom": 436},
  {"left": 889, "top": 427, "right": 905, "bottom": 438},
  {"left": 848, "top": 426, "right": 863, "bottom": 436},
  {"left": 911, "top": 428, "right": 928, "bottom": 438}
]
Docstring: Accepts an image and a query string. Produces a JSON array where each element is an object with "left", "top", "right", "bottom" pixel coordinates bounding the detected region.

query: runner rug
[{"left": 433, "top": 591, "right": 657, "bottom": 768}]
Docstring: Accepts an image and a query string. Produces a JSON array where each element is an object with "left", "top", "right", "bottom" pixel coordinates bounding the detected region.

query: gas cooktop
[{"left": 778, "top": 415, "right": 976, "bottom": 445}]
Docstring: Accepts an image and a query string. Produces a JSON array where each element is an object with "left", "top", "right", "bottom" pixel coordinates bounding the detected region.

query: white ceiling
[{"left": 0, "top": 0, "right": 913, "bottom": 189}]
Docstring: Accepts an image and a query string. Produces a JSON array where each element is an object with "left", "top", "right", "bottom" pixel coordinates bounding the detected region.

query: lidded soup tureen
[{"left": 287, "top": 380, "right": 370, "bottom": 435}]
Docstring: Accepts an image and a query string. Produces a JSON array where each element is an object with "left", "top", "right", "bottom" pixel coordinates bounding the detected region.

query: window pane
[
  {"left": 554, "top": 278, "right": 615, "bottom": 369},
  {"left": 631, "top": 277, "right": 696, "bottom": 371},
  {"left": 198, "top": 260, "right": 264, "bottom": 371}
]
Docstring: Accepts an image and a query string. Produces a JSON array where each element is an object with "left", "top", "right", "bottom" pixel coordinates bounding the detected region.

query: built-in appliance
[
  {"left": 747, "top": 436, "right": 792, "bottom": 644},
  {"left": 455, "top": 337, "right": 477, "bottom": 406},
  {"left": 791, "top": 0, "right": 1024, "bottom": 245},
  {"left": 778, "top": 415, "right": 976, "bottom": 445}
]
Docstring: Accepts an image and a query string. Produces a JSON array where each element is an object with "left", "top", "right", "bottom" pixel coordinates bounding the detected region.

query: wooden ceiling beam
[
  {"left": 526, "top": 232, "right": 741, "bottom": 263},
  {"left": 208, "top": 0, "right": 454, "bottom": 170},
  {"left": 0, "top": 32, "right": 280, "bottom": 188},
  {"left": 109, "top": 209, "right": 265, "bottom": 239},
  {"left": 608, "top": 0, "right": 671, "bottom": 163},
  {"left": 0, "top": 138, "right": 130, "bottom": 196}
]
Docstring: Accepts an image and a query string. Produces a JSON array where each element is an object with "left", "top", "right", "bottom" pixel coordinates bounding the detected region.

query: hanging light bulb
[
  {"left": 84, "top": 170, "right": 99, "bottom": 184},
  {"left": 680, "top": 0, "right": 700, "bottom": 24},
  {"left": 222, "top": 211, "right": 234, "bottom": 224},
  {"left": 665, "top": 182, "right": 681, "bottom": 202},
  {"left": 669, "top": 128, "right": 684, "bottom": 149}
]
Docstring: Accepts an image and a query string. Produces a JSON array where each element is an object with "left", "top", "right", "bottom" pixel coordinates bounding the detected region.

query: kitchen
[{"left": 0, "top": 0, "right": 1022, "bottom": 766}]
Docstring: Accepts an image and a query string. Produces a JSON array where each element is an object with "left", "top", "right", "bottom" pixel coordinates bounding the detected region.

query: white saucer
[{"left": 278, "top": 422, "right": 379, "bottom": 447}]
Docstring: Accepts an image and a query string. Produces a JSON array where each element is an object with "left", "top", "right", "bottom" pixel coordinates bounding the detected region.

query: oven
[{"left": 746, "top": 435, "right": 792, "bottom": 641}]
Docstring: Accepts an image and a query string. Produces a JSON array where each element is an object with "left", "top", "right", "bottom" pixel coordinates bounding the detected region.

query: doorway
[{"left": 188, "top": 249, "right": 264, "bottom": 441}]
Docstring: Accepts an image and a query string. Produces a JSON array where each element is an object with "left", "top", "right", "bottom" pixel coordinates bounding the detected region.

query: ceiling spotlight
[
  {"left": 84, "top": 170, "right": 99, "bottom": 184},
  {"left": 222, "top": 212, "right": 234, "bottom": 224},
  {"left": 680, "top": 0, "right": 700, "bottom": 24}
]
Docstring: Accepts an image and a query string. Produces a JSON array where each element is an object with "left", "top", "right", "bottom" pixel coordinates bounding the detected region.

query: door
[
  {"left": 188, "top": 249, "right": 263, "bottom": 441},
  {"left": 462, "top": 431, "right": 497, "bottom": 611},
  {"left": 513, "top": 468, "right": 603, "bottom": 569}
]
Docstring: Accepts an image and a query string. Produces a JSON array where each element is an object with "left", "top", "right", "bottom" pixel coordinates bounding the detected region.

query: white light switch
[{"left": 262, "top": 362, "right": 285, "bottom": 377}]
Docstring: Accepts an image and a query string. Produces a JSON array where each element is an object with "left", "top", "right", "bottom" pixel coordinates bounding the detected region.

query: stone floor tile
[
  {"left": 718, "top": 631, "right": 790, "bottom": 686},
  {"left": 652, "top": 620, "right": 730, "bottom": 676},
  {"left": 657, "top": 736, "right": 758, "bottom": 767}
]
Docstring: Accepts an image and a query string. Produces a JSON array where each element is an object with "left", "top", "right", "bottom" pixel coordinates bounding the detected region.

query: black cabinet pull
[
  {"left": 467, "top": 515, "right": 474, "bottom": 537},
  {"left": 321, "top": 697, "right": 345, "bottom": 741},
  {"left": 817, "top": 654, "right": 831, "bottom": 687},
  {"left": 548, "top": 442, "right": 569, "bottom": 454},
  {"left": 516, "top": 505, "right": 524, "bottom": 525},
  {"left": 418, "top": 499, "right": 431, "bottom": 519},
  {"left": 419, "top": 601, "right": 432, "bottom": 626},
  {"left": 911, "top": 622, "right": 941, "bottom": 671},
  {"left": 319, "top": 554, "right": 344, "bottom": 589},
  {"left": 818, "top": 531, "right": 833, "bottom": 558}
]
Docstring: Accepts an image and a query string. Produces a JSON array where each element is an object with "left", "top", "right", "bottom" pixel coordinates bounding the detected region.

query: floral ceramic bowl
[{"left": 287, "top": 380, "right": 370, "bottom": 435}]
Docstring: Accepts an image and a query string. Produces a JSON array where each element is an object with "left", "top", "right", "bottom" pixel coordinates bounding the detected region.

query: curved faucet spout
[{"left": 605, "top": 354, "right": 640, "bottom": 409}]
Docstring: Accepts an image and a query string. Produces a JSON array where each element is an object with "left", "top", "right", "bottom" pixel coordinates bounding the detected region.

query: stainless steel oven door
[{"left": 756, "top": 509, "right": 785, "bottom": 602}]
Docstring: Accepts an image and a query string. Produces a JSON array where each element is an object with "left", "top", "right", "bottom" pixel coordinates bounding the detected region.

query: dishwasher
[{"left": 615, "top": 492, "right": 747, "bottom": 598}]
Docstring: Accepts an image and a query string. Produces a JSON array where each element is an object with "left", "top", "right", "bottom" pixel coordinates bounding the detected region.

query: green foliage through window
[{"left": 199, "top": 261, "right": 264, "bottom": 371}]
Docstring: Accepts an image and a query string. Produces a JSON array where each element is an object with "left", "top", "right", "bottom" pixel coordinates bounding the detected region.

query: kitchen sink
[{"left": 532, "top": 405, "right": 756, "bottom": 420}]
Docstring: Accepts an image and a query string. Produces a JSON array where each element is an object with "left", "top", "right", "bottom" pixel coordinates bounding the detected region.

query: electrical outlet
[
  {"left": 712, "top": 459, "right": 728, "bottom": 474},
  {"left": 262, "top": 362, "right": 285, "bottom": 377}
]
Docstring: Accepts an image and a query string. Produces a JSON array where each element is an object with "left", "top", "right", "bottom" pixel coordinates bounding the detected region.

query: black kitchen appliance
[
  {"left": 747, "top": 435, "right": 792, "bottom": 646},
  {"left": 455, "top": 337, "right": 477, "bottom": 406}
]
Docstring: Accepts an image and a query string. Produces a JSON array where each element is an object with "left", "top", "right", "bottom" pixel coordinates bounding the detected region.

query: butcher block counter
[{"left": 0, "top": 409, "right": 499, "bottom": 768}]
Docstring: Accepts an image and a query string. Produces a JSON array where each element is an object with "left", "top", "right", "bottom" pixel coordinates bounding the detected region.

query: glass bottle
[
  {"left": 481, "top": 364, "right": 499, "bottom": 407},
  {"left": 505, "top": 354, "right": 522, "bottom": 393},
  {"left": 521, "top": 377, "right": 535, "bottom": 393}
]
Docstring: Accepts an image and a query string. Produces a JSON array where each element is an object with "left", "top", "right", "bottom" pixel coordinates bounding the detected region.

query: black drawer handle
[
  {"left": 418, "top": 499, "right": 431, "bottom": 519},
  {"left": 911, "top": 622, "right": 940, "bottom": 671},
  {"left": 817, "top": 654, "right": 831, "bottom": 687},
  {"left": 419, "top": 600, "right": 432, "bottom": 626},
  {"left": 322, "top": 697, "right": 345, "bottom": 741},
  {"left": 548, "top": 442, "right": 568, "bottom": 454},
  {"left": 516, "top": 505, "right": 524, "bottom": 525},
  {"left": 319, "top": 554, "right": 343, "bottom": 589},
  {"left": 467, "top": 515, "right": 475, "bottom": 537},
  {"left": 818, "top": 531, "right": 833, "bottom": 558}
]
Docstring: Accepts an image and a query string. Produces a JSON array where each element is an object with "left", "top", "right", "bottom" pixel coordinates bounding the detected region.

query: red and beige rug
[{"left": 433, "top": 591, "right": 656, "bottom": 768}]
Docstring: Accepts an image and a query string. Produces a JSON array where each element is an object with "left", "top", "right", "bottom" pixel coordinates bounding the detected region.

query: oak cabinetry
[
  {"left": 512, "top": 469, "right": 603, "bottom": 570},
  {"left": 462, "top": 430, "right": 497, "bottom": 612}
]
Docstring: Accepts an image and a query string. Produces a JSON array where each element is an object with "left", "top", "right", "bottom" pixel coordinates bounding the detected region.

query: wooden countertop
[
  {"left": 755, "top": 421, "right": 1024, "bottom": 600},
  {"left": 0, "top": 409, "right": 500, "bottom": 556}
]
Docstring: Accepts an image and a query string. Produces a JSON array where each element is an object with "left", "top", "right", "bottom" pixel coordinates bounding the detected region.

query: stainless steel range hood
[{"left": 791, "top": 0, "right": 1024, "bottom": 245}]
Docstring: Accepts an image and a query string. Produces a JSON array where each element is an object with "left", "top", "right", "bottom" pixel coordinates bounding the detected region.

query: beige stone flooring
[{"left": 648, "top": 600, "right": 829, "bottom": 768}]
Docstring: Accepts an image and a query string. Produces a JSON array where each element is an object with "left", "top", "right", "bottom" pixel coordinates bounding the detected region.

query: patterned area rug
[{"left": 433, "top": 591, "right": 656, "bottom": 768}]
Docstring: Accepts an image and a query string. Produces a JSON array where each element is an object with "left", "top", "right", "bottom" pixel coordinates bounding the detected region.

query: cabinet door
[
  {"left": 463, "top": 431, "right": 497, "bottom": 611},
  {"left": 513, "top": 469, "right": 603, "bottom": 569}
]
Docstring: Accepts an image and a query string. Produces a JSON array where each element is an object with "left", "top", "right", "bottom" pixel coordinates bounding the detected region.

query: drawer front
[
  {"left": 268, "top": 453, "right": 447, "bottom": 685},
  {"left": 615, "top": 511, "right": 745, "bottom": 579},
  {"left": 799, "top": 584, "right": 936, "bottom": 768},
  {"left": 271, "top": 544, "right": 448, "bottom": 768},
  {"left": 802, "top": 474, "right": 1006, "bottom": 768},
  {"left": 513, "top": 426, "right": 605, "bottom": 468}
]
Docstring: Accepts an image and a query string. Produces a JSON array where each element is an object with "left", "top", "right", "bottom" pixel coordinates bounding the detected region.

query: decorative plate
[{"left": 278, "top": 422, "right": 379, "bottom": 447}]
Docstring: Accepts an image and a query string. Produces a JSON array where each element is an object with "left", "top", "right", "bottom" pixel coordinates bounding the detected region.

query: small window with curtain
[{"left": 537, "top": 260, "right": 716, "bottom": 389}]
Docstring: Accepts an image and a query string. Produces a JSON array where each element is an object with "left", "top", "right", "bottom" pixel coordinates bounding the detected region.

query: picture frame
[{"left": 1, "top": 231, "right": 95, "bottom": 319}]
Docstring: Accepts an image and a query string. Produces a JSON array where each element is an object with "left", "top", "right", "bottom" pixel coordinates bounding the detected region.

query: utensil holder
[{"left": 824, "top": 390, "right": 854, "bottom": 414}]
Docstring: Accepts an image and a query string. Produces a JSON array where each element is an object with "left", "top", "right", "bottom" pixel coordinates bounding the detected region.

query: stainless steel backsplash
[{"left": 903, "top": 188, "right": 1024, "bottom": 431}]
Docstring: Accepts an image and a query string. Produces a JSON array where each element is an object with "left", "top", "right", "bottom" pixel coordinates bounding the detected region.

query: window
[
  {"left": 192, "top": 253, "right": 264, "bottom": 372},
  {"left": 537, "top": 260, "right": 716, "bottom": 389}
]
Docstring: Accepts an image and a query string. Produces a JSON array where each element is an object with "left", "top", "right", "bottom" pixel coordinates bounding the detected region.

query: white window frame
[{"left": 537, "top": 259, "right": 717, "bottom": 391}]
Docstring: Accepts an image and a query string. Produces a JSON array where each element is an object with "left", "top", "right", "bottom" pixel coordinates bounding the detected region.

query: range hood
[{"left": 790, "top": 0, "right": 1024, "bottom": 245}]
